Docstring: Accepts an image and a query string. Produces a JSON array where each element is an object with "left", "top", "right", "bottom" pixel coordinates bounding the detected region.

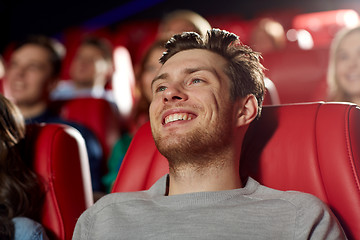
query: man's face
[
  {"left": 4, "top": 44, "right": 54, "bottom": 106},
  {"left": 70, "top": 44, "right": 109, "bottom": 88},
  {"left": 150, "top": 49, "right": 238, "bottom": 166}
]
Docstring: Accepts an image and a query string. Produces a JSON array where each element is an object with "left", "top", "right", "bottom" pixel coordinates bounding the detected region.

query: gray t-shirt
[{"left": 73, "top": 176, "right": 346, "bottom": 239}]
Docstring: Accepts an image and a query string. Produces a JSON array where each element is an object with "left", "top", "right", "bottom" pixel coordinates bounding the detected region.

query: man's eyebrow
[
  {"left": 185, "top": 67, "right": 214, "bottom": 74},
  {"left": 185, "top": 66, "right": 221, "bottom": 80},
  {"left": 151, "top": 73, "right": 168, "bottom": 88}
]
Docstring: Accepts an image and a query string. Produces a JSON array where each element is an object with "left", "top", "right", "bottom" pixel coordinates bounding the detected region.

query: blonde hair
[{"left": 327, "top": 25, "right": 360, "bottom": 101}]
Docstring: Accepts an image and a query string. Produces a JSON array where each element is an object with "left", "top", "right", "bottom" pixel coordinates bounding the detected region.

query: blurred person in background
[
  {"left": 0, "top": 93, "right": 48, "bottom": 240},
  {"left": 131, "top": 39, "right": 167, "bottom": 131},
  {"left": 0, "top": 56, "right": 4, "bottom": 92},
  {"left": 51, "top": 36, "right": 115, "bottom": 104},
  {"left": 0, "top": 55, "right": 4, "bottom": 78},
  {"left": 102, "top": 39, "right": 166, "bottom": 192},
  {"left": 327, "top": 25, "right": 360, "bottom": 106},
  {"left": 2, "top": 35, "right": 104, "bottom": 194},
  {"left": 157, "top": 9, "right": 212, "bottom": 41},
  {"left": 249, "top": 18, "right": 286, "bottom": 54}
]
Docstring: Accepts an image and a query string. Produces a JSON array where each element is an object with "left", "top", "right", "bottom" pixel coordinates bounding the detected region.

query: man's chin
[{"left": 155, "top": 136, "right": 184, "bottom": 154}]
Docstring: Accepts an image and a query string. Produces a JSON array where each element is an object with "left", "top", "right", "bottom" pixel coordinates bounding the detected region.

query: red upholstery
[
  {"left": 112, "top": 102, "right": 360, "bottom": 239},
  {"left": 262, "top": 47, "right": 329, "bottom": 104},
  {"left": 292, "top": 9, "right": 360, "bottom": 48},
  {"left": 25, "top": 124, "right": 93, "bottom": 240},
  {"left": 51, "top": 98, "right": 122, "bottom": 163}
]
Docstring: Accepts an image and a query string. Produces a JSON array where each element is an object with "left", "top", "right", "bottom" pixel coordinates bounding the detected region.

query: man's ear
[{"left": 235, "top": 94, "right": 258, "bottom": 127}]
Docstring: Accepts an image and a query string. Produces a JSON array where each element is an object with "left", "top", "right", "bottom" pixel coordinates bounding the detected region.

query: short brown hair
[
  {"left": 160, "top": 29, "right": 265, "bottom": 116},
  {"left": 81, "top": 36, "right": 113, "bottom": 63},
  {"left": 15, "top": 35, "right": 65, "bottom": 78}
]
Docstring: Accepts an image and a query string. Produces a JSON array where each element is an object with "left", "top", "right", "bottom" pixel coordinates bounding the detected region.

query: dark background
[{"left": 1, "top": 0, "right": 359, "bottom": 53}]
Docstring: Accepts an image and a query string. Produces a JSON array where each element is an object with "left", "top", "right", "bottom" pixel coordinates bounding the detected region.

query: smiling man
[{"left": 73, "top": 29, "right": 346, "bottom": 239}]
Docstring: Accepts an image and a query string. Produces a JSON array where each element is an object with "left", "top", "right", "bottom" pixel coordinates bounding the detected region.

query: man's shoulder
[
  {"left": 88, "top": 191, "right": 151, "bottom": 213},
  {"left": 250, "top": 182, "right": 346, "bottom": 239},
  {"left": 251, "top": 180, "right": 327, "bottom": 210}
]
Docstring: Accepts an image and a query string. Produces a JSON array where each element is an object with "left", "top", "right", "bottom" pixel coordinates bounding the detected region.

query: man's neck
[
  {"left": 168, "top": 160, "right": 242, "bottom": 196},
  {"left": 18, "top": 102, "right": 47, "bottom": 119}
]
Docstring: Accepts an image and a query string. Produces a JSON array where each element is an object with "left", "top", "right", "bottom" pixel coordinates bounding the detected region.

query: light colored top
[
  {"left": 73, "top": 175, "right": 347, "bottom": 240},
  {"left": 50, "top": 80, "right": 115, "bottom": 103},
  {"left": 13, "top": 217, "right": 48, "bottom": 240}
]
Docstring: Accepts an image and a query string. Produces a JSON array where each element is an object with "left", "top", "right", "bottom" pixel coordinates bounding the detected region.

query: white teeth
[{"left": 165, "top": 113, "right": 193, "bottom": 124}]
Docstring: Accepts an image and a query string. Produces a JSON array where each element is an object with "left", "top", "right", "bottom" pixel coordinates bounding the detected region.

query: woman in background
[
  {"left": 131, "top": 39, "right": 167, "bottom": 131},
  {"left": 327, "top": 26, "right": 360, "bottom": 105},
  {"left": 0, "top": 93, "right": 48, "bottom": 240},
  {"left": 102, "top": 40, "right": 166, "bottom": 192}
]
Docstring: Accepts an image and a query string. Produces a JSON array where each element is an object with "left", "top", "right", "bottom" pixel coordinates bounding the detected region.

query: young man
[
  {"left": 50, "top": 37, "right": 114, "bottom": 103},
  {"left": 3, "top": 35, "right": 103, "bottom": 192},
  {"left": 73, "top": 29, "right": 346, "bottom": 239}
]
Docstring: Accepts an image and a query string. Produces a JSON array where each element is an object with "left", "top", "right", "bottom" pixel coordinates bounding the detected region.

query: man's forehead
[
  {"left": 158, "top": 49, "right": 227, "bottom": 74},
  {"left": 12, "top": 44, "right": 50, "bottom": 62},
  {"left": 152, "top": 49, "right": 227, "bottom": 88}
]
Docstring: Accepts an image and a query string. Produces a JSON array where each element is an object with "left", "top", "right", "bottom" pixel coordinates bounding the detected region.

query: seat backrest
[
  {"left": 112, "top": 102, "right": 360, "bottom": 239},
  {"left": 262, "top": 47, "right": 329, "bottom": 104},
  {"left": 25, "top": 123, "right": 93, "bottom": 240},
  {"left": 51, "top": 98, "right": 122, "bottom": 162}
]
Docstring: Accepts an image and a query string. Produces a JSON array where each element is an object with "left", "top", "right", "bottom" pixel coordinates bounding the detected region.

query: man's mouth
[{"left": 163, "top": 112, "right": 196, "bottom": 125}]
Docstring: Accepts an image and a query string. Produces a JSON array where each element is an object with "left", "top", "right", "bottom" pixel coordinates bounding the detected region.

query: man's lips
[{"left": 162, "top": 109, "right": 197, "bottom": 125}]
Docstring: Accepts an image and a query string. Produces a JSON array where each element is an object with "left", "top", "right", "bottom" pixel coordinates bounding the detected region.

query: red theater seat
[
  {"left": 51, "top": 98, "right": 122, "bottom": 163},
  {"left": 25, "top": 124, "right": 93, "bottom": 240},
  {"left": 262, "top": 47, "right": 329, "bottom": 104},
  {"left": 112, "top": 102, "right": 360, "bottom": 239}
]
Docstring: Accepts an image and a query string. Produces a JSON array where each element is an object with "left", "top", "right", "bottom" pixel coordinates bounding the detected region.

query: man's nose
[{"left": 163, "top": 85, "right": 188, "bottom": 103}]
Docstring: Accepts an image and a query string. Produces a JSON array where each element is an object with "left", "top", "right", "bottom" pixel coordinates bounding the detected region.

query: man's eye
[
  {"left": 192, "top": 79, "right": 203, "bottom": 84},
  {"left": 156, "top": 86, "right": 167, "bottom": 92}
]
